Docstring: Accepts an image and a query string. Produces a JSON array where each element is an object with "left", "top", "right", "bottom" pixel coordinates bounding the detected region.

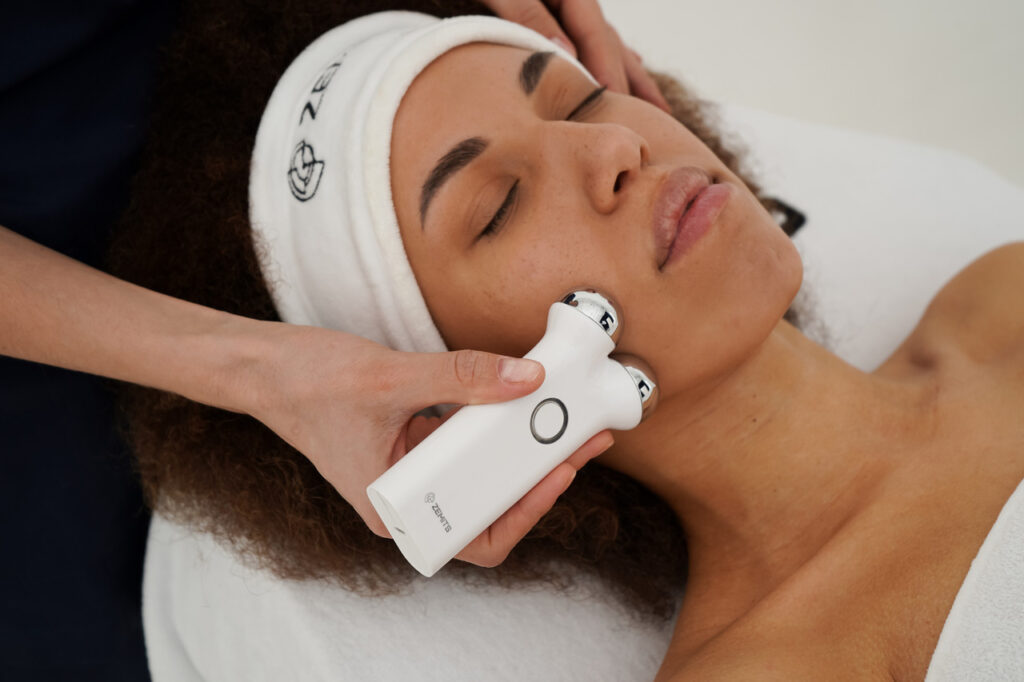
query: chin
[
  {"left": 703, "top": 236, "right": 803, "bottom": 373},
  {"left": 775, "top": 237, "right": 804, "bottom": 304},
  {"left": 751, "top": 233, "right": 804, "bottom": 327}
]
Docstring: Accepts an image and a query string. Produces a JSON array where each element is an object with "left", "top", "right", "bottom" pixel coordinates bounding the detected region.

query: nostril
[{"left": 613, "top": 171, "right": 627, "bottom": 192}]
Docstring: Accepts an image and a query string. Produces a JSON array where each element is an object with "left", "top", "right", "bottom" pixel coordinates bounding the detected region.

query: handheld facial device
[{"left": 366, "top": 289, "right": 659, "bottom": 577}]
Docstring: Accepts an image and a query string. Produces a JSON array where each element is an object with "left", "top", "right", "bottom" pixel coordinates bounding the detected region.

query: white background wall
[{"left": 600, "top": 0, "right": 1024, "bottom": 187}]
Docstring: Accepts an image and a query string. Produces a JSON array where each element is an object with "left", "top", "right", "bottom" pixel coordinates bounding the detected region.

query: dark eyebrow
[
  {"left": 418, "top": 50, "right": 553, "bottom": 230},
  {"left": 419, "top": 137, "right": 489, "bottom": 228},
  {"left": 519, "top": 50, "right": 555, "bottom": 95}
]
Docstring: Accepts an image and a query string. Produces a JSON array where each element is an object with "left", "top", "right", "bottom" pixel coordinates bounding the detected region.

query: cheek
[
  {"left": 626, "top": 192, "right": 803, "bottom": 398},
  {"left": 432, "top": 221, "right": 616, "bottom": 355},
  {"left": 418, "top": 247, "right": 552, "bottom": 356},
  {"left": 480, "top": 196, "right": 594, "bottom": 296},
  {"left": 723, "top": 194, "right": 804, "bottom": 305}
]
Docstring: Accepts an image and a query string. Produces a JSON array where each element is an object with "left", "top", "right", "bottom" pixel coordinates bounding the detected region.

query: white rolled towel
[{"left": 925, "top": 475, "right": 1024, "bottom": 681}]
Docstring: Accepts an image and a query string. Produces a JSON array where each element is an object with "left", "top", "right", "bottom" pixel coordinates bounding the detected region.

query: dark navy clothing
[{"left": 1, "top": 2, "right": 176, "bottom": 679}]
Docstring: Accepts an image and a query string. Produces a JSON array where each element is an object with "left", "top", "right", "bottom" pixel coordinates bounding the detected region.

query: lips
[{"left": 652, "top": 167, "right": 712, "bottom": 270}]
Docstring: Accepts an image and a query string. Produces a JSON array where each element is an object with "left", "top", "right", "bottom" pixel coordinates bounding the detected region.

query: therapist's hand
[
  {"left": 0, "top": 224, "right": 609, "bottom": 571},
  {"left": 481, "top": 0, "right": 672, "bottom": 112},
  {"left": 247, "top": 325, "right": 614, "bottom": 568}
]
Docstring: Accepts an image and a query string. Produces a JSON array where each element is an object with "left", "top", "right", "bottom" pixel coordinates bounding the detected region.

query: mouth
[{"left": 652, "top": 167, "right": 713, "bottom": 271}]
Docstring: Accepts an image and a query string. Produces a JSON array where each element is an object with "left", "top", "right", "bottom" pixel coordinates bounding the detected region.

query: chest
[
  {"left": 664, "top": 361, "right": 1024, "bottom": 681},
  {"left": 827, "top": 467, "right": 1023, "bottom": 679},
  {"left": 783, "top": 366, "right": 1024, "bottom": 680}
]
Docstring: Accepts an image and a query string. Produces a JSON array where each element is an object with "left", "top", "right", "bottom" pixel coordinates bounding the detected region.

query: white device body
[{"left": 366, "top": 298, "right": 651, "bottom": 578}]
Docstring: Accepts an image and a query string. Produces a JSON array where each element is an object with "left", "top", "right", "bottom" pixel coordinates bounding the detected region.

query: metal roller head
[
  {"left": 610, "top": 352, "right": 660, "bottom": 423},
  {"left": 559, "top": 288, "right": 622, "bottom": 345}
]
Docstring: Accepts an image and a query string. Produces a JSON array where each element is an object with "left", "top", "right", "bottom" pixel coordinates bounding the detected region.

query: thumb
[{"left": 405, "top": 349, "right": 545, "bottom": 408}]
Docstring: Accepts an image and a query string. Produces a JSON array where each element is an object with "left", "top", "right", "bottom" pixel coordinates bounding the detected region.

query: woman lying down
[{"left": 111, "top": 4, "right": 1024, "bottom": 681}]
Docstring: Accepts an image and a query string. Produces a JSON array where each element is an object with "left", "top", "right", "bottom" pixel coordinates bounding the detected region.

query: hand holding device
[{"left": 367, "top": 288, "right": 659, "bottom": 577}]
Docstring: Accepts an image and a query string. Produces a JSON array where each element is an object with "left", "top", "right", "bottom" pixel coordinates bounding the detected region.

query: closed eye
[
  {"left": 476, "top": 85, "right": 608, "bottom": 241},
  {"left": 476, "top": 180, "right": 519, "bottom": 240},
  {"left": 567, "top": 85, "right": 607, "bottom": 121}
]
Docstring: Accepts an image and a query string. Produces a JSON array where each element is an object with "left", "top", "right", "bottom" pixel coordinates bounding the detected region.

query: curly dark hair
[{"left": 109, "top": 0, "right": 808, "bottom": 626}]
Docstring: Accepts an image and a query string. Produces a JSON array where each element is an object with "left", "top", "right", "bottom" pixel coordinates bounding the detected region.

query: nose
[{"left": 556, "top": 121, "right": 649, "bottom": 214}]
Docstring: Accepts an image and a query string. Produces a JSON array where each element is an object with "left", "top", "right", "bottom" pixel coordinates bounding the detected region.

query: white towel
[
  {"left": 924, "top": 476, "right": 1024, "bottom": 681},
  {"left": 143, "top": 514, "right": 677, "bottom": 682}
]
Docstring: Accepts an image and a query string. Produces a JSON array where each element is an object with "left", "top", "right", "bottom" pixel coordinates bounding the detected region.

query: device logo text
[{"left": 425, "top": 492, "right": 452, "bottom": 533}]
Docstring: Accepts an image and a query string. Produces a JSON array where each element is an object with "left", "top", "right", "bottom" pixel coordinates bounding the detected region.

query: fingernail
[
  {"left": 499, "top": 358, "right": 542, "bottom": 383},
  {"left": 549, "top": 35, "right": 576, "bottom": 57}
]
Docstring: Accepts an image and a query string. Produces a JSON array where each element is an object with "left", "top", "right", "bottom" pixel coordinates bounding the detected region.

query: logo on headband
[
  {"left": 300, "top": 60, "right": 343, "bottom": 124},
  {"left": 288, "top": 140, "right": 324, "bottom": 202}
]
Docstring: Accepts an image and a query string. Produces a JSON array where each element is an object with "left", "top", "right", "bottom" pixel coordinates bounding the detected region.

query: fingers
[
  {"left": 359, "top": 497, "right": 393, "bottom": 539},
  {"left": 485, "top": 0, "right": 628, "bottom": 93},
  {"left": 555, "top": 0, "right": 629, "bottom": 93},
  {"left": 562, "top": 428, "right": 614, "bottom": 469},
  {"left": 380, "top": 414, "right": 614, "bottom": 567},
  {"left": 453, "top": 429, "right": 613, "bottom": 568},
  {"left": 454, "top": 462, "right": 575, "bottom": 567},
  {"left": 402, "top": 408, "right": 460, "bottom": 451},
  {"left": 482, "top": 0, "right": 670, "bottom": 112},
  {"left": 404, "top": 414, "right": 436, "bottom": 451},
  {"left": 615, "top": 30, "right": 672, "bottom": 112},
  {"left": 401, "top": 349, "right": 545, "bottom": 410},
  {"left": 480, "top": 0, "right": 576, "bottom": 56}
]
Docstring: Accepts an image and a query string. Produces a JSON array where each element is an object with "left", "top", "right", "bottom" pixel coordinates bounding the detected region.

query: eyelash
[
  {"left": 477, "top": 85, "right": 608, "bottom": 240},
  {"left": 479, "top": 179, "right": 519, "bottom": 239}
]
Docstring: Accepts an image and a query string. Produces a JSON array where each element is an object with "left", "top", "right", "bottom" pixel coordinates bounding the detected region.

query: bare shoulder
[
  {"left": 662, "top": 644, "right": 891, "bottom": 682},
  {"left": 891, "top": 241, "right": 1024, "bottom": 366},
  {"left": 663, "top": 653, "right": 814, "bottom": 682}
]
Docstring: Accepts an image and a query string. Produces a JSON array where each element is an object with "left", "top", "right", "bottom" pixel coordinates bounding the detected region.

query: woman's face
[{"left": 391, "top": 43, "right": 802, "bottom": 397}]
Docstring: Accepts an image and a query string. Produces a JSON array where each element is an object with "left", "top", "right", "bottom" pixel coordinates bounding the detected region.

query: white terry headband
[{"left": 249, "top": 10, "right": 597, "bottom": 354}]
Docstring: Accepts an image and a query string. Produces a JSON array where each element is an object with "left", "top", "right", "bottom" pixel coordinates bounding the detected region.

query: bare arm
[
  {"left": 0, "top": 224, "right": 263, "bottom": 412},
  {"left": 0, "top": 224, "right": 612, "bottom": 566},
  {"left": 919, "top": 240, "right": 1024, "bottom": 362}
]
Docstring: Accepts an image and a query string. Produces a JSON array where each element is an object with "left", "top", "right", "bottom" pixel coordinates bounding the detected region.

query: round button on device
[{"left": 530, "top": 398, "right": 568, "bottom": 444}]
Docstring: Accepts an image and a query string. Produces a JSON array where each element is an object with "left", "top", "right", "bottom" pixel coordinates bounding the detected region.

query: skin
[
  {"left": 391, "top": 43, "right": 1024, "bottom": 679},
  {"left": 480, "top": 0, "right": 672, "bottom": 111}
]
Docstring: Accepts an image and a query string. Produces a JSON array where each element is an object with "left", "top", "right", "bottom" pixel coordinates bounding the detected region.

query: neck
[{"left": 602, "top": 320, "right": 939, "bottom": 593}]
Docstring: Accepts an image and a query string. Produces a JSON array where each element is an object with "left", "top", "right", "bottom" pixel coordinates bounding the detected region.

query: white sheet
[
  {"left": 143, "top": 103, "right": 1024, "bottom": 681},
  {"left": 924, "top": 476, "right": 1024, "bottom": 681}
]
